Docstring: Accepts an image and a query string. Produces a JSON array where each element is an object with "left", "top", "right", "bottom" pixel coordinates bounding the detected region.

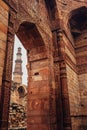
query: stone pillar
[
  {"left": 0, "top": 1, "right": 9, "bottom": 129},
  {"left": 0, "top": 9, "right": 16, "bottom": 129},
  {"left": 58, "top": 30, "right": 72, "bottom": 130},
  {"left": 52, "top": 30, "right": 64, "bottom": 130},
  {"left": 52, "top": 29, "right": 72, "bottom": 130},
  {"left": 60, "top": 61, "right": 72, "bottom": 130},
  {"left": 27, "top": 44, "right": 57, "bottom": 130}
]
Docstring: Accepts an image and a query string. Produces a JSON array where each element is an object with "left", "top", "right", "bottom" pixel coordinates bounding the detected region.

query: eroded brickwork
[
  {"left": 0, "top": 0, "right": 87, "bottom": 130},
  {"left": 0, "top": 0, "right": 9, "bottom": 97},
  {"left": 0, "top": 1, "right": 9, "bottom": 129}
]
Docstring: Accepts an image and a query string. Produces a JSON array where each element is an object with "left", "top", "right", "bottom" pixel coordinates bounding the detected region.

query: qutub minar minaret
[{"left": 13, "top": 47, "right": 23, "bottom": 84}]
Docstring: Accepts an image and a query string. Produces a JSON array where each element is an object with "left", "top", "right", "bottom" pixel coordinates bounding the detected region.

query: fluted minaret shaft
[{"left": 13, "top": 47, "right": 23, "bottom": 84}]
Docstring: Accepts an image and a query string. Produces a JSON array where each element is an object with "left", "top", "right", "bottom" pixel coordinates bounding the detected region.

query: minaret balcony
[{"left": 15, "top": 60, "right": 22, "bottom": 63}]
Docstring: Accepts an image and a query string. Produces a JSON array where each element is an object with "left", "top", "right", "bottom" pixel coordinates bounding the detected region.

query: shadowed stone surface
[{"left": 0, "top": 0, "right": 87, "bottom": 130}]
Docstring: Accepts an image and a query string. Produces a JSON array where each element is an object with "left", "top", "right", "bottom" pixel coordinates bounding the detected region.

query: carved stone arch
[
  {"left": 9, "top": 16, "right": 55, "bottom": 130},
  {"left": 14, "top": 18, "right": 51, "bottom": 50},
  {"left": 16, "top": 21, "right": 45, "bottom": 50},
  {"left": 14, "top": 14, "right": 37, "bottom": 33},
  {"left": 68, "top": 6, "right": 87, "bottom": 41},
  {"left": 68, "top": 7, "right": 87, "bottom": 129},
  {"left": 18, "top": 85, "right": 27, "bottom": 98},
  {"left": 68, "top": 6, "right": 87, "bottom": 20},
  {"left": 0, "top": 1, "right": 57, "bottom": 130}
]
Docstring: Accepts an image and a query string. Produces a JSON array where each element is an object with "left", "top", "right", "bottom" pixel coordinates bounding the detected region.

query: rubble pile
[{"left": 9, "top": 103, "right": 27, "bottom": 129}]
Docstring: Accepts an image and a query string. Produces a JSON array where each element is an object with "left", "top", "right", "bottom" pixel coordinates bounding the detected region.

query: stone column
[
  {"left": 0, "top": 1, "right": 9, "bottom": 129},
  {"left": 59, "top": 61, "right": 72, "bottom": 130},
  {"left": 52, "top": 30, "right": 64, "bottom": 130},
  {"left": 0, "top": 9, "right": 16, "bottom": 129},
  {"left": 58, "top": 30, "right": 72, "bottom": 130},
  {"left": 52, "top": 29, "right": 72, "bottom": 130},
  {"left": 27, "top": 44, "right": 57, "bottom": 130}
]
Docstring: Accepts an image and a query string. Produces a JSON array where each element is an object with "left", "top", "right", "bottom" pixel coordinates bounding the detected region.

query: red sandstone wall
[
  {"left": 15, "top": 0, "right": 52, "bottom": 45},
  {"left": 76, "top": 32, "right": 87, "bottom": 128},
  {"left": 78, "top": 73, "right": 87, "bottom": 130},
  {"left": 0, "top": 1, "right": 56, "bottom": 129},
  {"left": 0, "top": 1, "right": 9, "bottom": 98},
  {"left": 79, "top": 74, "right": 87, "bottom": 115},
  {"left": 56, "top": 0, "right": 87, "bottom": 25},
  {"left": 56, "top": 1, "right": 87, "bottom": 129},
  {"left": 66, "top": 65, "right": 80, "bottom": 130},
  {"left": 62, "top": 34, "right": 80, "bottom": 129},
  {"left": 0, "top": 0, "right": 87, "bottom": 130},
  {"left": 66, "top": 65, "right": 80, "bottom": 115}
]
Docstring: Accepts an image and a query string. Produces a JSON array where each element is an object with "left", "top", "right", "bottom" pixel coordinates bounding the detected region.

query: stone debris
[
  {"left": 9, "top": 103, "right": 27, "bottom": 129},
  {"left": 8, "top": 81, "right": 27, "bottom": 130}
]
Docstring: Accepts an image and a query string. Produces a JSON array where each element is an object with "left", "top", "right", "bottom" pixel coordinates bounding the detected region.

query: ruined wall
[
  {"left": 0, "top": 0, "right": 9, "bottom": 99},
  {"left": 0, "top": 0, "right": 87, "bottom": 130},
  {"left": 0, "top": 2, "right": 9, "bottom": 129},
  {"left": 56, "top": 0, "right": 87, "bottom": 129},
  {"left": 9, "top": 83, "right": 27, "bottom": 129},
  {"left": 10, "top": 83, "right": 27, "bottom": 106},
  {"left": 15, "top": 1, "right": 56, "bottom": 129},
  {"left": 56, "top": 0, "right": 87, "bottom": 29},
  {"left": 66, "top": 65, "right": 80, "bottom": 130},
  {"left": 1, "top": 0, "right": 57, "bottom": 130},
  {"left": 27, "top": 45, "right": 57, "bottom": 130},
  {"left": 13, "top": 0, "right": 52, "bottom": 45},
  {"left": 76, "top": 32, "right": 87, "bottom": 129},
  {"left": 62, "top": 33, "right": 80, "bottom": 130}
]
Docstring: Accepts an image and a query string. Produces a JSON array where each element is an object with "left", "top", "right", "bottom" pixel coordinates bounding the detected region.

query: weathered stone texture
[
  {"left": 79, "top": 74, "right": 87, "bottom": 115},
  {"left": 0, "top": 0, "right": 87, "bottom": 130},
  {"left": 9, "top": 83, "right": 27, "bottom": 129},
  {"left": 66, "top": 64, "right": 81, "bottom": 130},
  {"left": 15, "top": 0, "right": 52, "bottom": 46},
  {"left": 55, "top": 1, "right": 87, "bottom": 129},
  {"left": 0, "top": 1, "right": 9, "bottom": 99},
  {"left": 67, "top": 64, "right": 80, "bottom": 115}
]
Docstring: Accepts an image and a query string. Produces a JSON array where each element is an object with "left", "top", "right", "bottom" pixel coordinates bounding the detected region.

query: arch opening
[
  {"left": 18, "top": 86, "right": 26, "bottom": 98},
  {"left": 68, "top": 6, "right": 87, "bottom": 130},
  {"left": 9, "top": 35, "right": 28, "bottom": 130},
  {"left": 69, "top": 6, "right": 87, "bottom": 40},
  {"left": 17, "top": 22, "right": 45, "bottom": 50},
  {"left": 9, "top": 21, "right": 46, "bottom": 130}
]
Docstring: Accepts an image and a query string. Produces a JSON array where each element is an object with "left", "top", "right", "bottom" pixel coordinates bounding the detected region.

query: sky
[{"left": 12, "top": 35, "right": 28, "bottom": 85}]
